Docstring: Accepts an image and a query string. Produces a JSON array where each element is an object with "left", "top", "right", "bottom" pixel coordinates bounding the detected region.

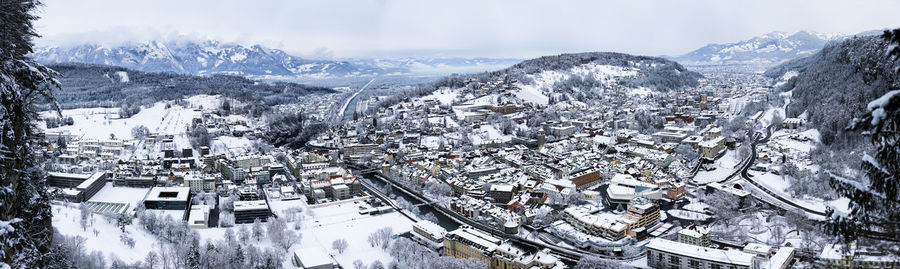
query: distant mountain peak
[
  {"left": 31, "top": 40, "right": 523, "bottom": 80},
  {"left": 674, "top": 30, "right": 848, "bottom": 66}
]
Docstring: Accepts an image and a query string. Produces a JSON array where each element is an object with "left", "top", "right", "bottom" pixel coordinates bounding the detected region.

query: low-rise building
[
  {"left": 233, "top": 200, "right": 271, "bottom": 224},
  {"left": 412, "top": 220, "right": 447, "bottom": 250},
  {"left": 677, "top": 224, "right": 710, "bottom": 247}
]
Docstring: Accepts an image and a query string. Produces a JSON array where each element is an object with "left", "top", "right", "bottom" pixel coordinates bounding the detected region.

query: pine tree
[
  {"left": 186, "top": 238, "right": 201, "bottom": 269},
  {"left": 0, "top": 0, "right": 60, "bottom": 267},
  {"left": 826, "top": 29, "right": 900, "bottom": 245}
]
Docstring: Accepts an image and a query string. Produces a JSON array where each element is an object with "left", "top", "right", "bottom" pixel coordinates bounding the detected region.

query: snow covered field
[{"left": 52, "top": 203, "right": 159, "bottom": 264}]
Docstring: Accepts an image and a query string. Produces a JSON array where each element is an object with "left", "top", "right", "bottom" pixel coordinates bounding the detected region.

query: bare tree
[{"left": 332, "top": 239, "right": 349, "bottom": 254}]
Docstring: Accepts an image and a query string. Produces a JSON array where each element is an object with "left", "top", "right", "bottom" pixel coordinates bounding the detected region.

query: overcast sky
[{"left": 34, "top": 0, "right": 900, "bottom": 59}]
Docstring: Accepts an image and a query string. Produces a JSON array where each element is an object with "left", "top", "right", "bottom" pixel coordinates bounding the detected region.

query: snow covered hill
[
  {"left": 674, "top": 31, "right": 847, "bottom": 66},
  {"left": 31, "top": 41, "right": 521, "bottom": 79},
  {"left": 415, "top": 52, "right": 702, "bottom": 108}
]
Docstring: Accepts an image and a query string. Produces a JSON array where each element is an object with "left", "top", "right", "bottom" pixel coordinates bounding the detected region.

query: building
[
  {"left": 819, "top": 243, "right": 900, "bottom": 269},
  {"left": 621, "top": 197, "right": 660, "bottom": 238},
  {"left": 699, "top": 136, "right": 726, "bottom": 159},
  {"left": 677, "top": 224, "right": 710, "bottom": 247},
  {"left": 411, "top": 220, "right": 447, "bottom": 250},
  {"left": 489, "top": 184, "right": 515, "bottom": 204},
  {"left": 443, "top": 226, "right": 502, "bottom": 265},
  {"left": 184, "top": 174, "right": 217, "bottom": 192},
  {"left": 782, "top": 118, "right": 804, "bottom": 129},
  {"left": 233, "top": 200, "right": 271, "bottom": 224},
  {"left": 647, "top": 238, "right": 755, "bottom": 269},
  {"left": 117, "top": 176, "right": 156, "bottom": 188},
  {"left": 292, "top": 247, "right": 336, "bottom": 269},
  {"left": 48, "top": 172, "right": 107, "bottom": 202},
  {"left": 188, "top": 205, "right": 210, "bottom": 229},
  {"left": 143, "top": 187, "right": 191, "bottom": 210},
  {"left": 567, "top": 166, "right": 605, "bottom": 190},
  {"left": 330, "top": 184, "right": 350, "bottom": 200}
]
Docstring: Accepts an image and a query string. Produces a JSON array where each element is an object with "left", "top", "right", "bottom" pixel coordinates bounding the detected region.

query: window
[{"left": 688, "top": 259, "right": 700, "bottom": 268}]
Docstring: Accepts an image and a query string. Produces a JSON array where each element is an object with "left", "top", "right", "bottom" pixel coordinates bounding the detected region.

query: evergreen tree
[
  {"left": 826, "top": 29, "right": 900, "bottom": 246},
  {"left": 186, "top": 238, "right": 201, "bottom": 269},
  {"left": 0, "top": 0, "right": 60, "bottom": 267}
]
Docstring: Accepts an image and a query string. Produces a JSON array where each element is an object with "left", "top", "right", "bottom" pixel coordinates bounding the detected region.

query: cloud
[{"left": 34, "top": 0, "right": 900, "bottom": 58}]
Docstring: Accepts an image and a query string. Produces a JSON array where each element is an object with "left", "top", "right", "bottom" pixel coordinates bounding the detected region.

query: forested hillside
[
  {"left": 765, "top": 35, "right": 899, "bottom": 147},
  {"left": 46, "top": 63, "right": 335, "bottom": 109}
]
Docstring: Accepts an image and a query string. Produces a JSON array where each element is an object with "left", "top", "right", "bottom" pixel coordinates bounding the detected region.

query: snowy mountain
[
  {"left": 31, "top": 41, "right": 521, "bottom": 79},
  {"left": 674, "top": 31, "right": 845, "bottom": 66}
]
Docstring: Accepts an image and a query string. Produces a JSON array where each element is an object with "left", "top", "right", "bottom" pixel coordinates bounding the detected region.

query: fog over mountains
[{"left": 31, "top": 41, "right": 521, "bottom": 79}]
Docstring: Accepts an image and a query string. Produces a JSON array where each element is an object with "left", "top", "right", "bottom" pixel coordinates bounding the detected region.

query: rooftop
[
  {"left": 293, "top": 247, "right": 335, "bottom": 268},
  {"left": 647, "top": 238, "right": 754, "bottom": 266},
  {"left": 234, "top": 200, "right": 269, "bottom": 211},
  {"left": 144, "top": 187, "right": 190, "bottom": 202}
]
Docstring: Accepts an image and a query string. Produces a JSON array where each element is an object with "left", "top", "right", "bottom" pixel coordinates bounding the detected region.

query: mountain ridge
[{"left": 32, "top": 41, "right": 522, "bottom": 80}]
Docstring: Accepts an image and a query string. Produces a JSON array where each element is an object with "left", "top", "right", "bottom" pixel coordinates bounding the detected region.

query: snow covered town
[
  {"left": 2, "top": 2, "right": 900, "bottom": 269},
  {"left": 27, "top": 55, "right": 899, "bottom": 269}
]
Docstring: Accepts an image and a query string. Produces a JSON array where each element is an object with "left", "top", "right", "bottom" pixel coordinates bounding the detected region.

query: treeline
[{"left": 43, "top": 63, "right": 335, "bottom": 110}]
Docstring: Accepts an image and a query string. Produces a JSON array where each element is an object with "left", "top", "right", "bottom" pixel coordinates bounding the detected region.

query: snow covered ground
[
  {"left": 693, "top": 149, "right": 744, "bottom": 184},
  {"left": 471, "top": 124, "right": 511, "bottom": 146},
  {"left": 198, "top": 198, "right": 414, "bottom": 268},
  {"left": 667, "top": 209, "right": 711, "bottom": 221},
  {"left": 52, "top": 203, "right": 159, "bottom": 264},
  {"left": 421, "top": 88, "right": 460, "bottom": 106}
]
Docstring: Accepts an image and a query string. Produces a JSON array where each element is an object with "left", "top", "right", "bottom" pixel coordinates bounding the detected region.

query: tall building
[{"left": 621, "top": 197, "right": 660, "bottom": 238}]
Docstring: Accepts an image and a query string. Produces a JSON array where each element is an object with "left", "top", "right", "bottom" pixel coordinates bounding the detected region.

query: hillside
[
  {"left": 46, "top": 63, "right": 335, "bottom": 109},
  {"left": 378, "top": 51, "right": 702, "bottom": 113},
  {"left": 765, "top": 34, "right": 900, "bottom": 146},
  {"left": 32, "top": 41, "right": 521, "bottom": 79}
]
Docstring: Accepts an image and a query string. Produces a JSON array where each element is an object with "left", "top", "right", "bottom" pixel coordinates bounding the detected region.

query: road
[{"left": 733, "top": 124, "right": 827, "bottom": 217}]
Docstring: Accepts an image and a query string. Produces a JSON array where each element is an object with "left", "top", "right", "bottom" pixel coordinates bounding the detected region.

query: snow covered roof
[
  {"left": 413, "top": 220, "right": 447, "bottom": 240},
  {"left": 647, "top": 238, "right": 754, "bottom": 266},
  {"left": 75, "top": 172, "right": 105, "bottom": 190},
  {"left": 490, "top": 184, "right": 514, "bottom": 193},
  {"left": 293, "top": 247, "right": 335, "bottom": 268},
  {"left": 447, "top": 227, "right": 501, "bottom": 252},
  {"left": 678, "top": 225, "right": 709, "bottom": 238},
  {"left": 233, "top": 200, "right": 269, "bottom": 211},
  {"left": 144, "top": 187, "right": 190, "bottom": 202}
]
